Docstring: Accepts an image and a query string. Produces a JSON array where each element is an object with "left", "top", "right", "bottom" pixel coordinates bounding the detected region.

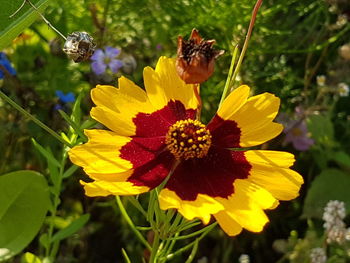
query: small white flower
[
  {"left": 197, "top": 257, "right": 208, "bottom": 263},
  {"left": 326, "top": 224, "right": 347, "bottom": 244},
  {"left": 338, "top": 83, "right": 349, "bottom": 97},
  {"left": 336, "top": 14, "right": 348, "bottom": 28},
  {"left": 310, "top": 247, "right": 327, "bottom": 263},
  {"left": 239, "top": 254, "right": 250, "bottom": 263},
  {"left": 317, "top": 75, "right": 326, "bottom": 86},
  {"left": 323, "top": 200, "right": 346, "bottom": 225}
]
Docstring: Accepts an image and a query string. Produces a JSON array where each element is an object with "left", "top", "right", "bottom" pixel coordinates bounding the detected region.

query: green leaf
[
  {"left": 303, "top": 169, "right": 350, "bottom": 219},
  {"left": 62, "top": 165, "right": 79, "bottom": 179},
  {"left": 0, "top": 0, "right": 50, "bottom": 50},
  {"left": 51, "top": 214, "right": 90, "bottom": 243},
  {"left": 21, "top": 252, "right": 42, "bottom": 263},
  {"left": 331, "top": 151, "right": 350, "bottom": 169},
  {"left": 32, "top": 139, "right": 61, "bottom": 168},
  {"left": 0, "top": 170, "right": 50, "bottom": 261},
  {"left": 307, "top": 115, "right": 334, "bottom": 146},
  {"left": 58, "top": 110, "right": 86, "bottom": 141}
]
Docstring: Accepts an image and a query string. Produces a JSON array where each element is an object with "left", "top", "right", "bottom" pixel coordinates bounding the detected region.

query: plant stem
[
  {"left": 149, "top": 230, "right": 160, "bottom": 263},
  {"left": 116, "top": 196, "right": 152, "bottom": 251},
  {"left": 0, "top": 90, "right": 73, "bottom": 148},
  {"left": 226, "top": 0, "right": 263, "bottom": 92},
  {"left": 218, "top": 45, "right": 239, "bottom": 107},
  {"left": 194, "top": 84, "right": 201, "bottom": 120}
]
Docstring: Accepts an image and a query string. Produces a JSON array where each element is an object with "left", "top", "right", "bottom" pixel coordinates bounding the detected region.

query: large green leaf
[
  {"left": 0, "top": 170, "right": 50, "bottom": 261},
  {"left": 303, "top": 169, "right": 350, "bottom": 219},
  {"left": 0, "top": 0, "right": 50, "bottom": 50}
]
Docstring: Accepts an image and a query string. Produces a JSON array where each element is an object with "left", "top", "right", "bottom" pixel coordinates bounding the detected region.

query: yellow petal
[
  {"left": 214, "top": 211, "right": 243, "bottom": 236},
  {"left": 245, "top": 150, "right": 304, "bottom": 200},
  {"left": 215, "top": 179, "right": 277, "bottom": 232},
  {"left": 68, "top": 129, "right": 132, "bottom": 175},
  {"left": 81, "top": 180, "right": 149, "bottom": 197},
  {"left": 217, "top": 85, "right": 250, "bottom": 119},
  {"left": 143, "top": 57, "right": 198, "bottom": 111},
  {"left": 90, "top": 77, "right": 155, "bottom": 136},
  {"left": 159, "top": 188, "right": 224, "bottom": 224},
  {"left": 229, "top": 92, "right": 283, "bottom": 147}
]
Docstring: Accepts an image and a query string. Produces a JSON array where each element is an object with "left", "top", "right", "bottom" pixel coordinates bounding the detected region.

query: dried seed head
[
  {"left": 63, "top": 32, "right": 96, "bottom": 62},
  {"left": 176, "top": 28, "right": 224, "bottom": 84}
]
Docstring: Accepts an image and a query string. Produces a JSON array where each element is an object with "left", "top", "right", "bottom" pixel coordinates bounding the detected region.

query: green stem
[
  {"left": 168, "top": 222, "right": 217, "bottom": 241},
  {"left": 0, "top": 90, "right": 73, "bottom": 148},
  {"left": 184, "top": 239, "right": 199, "bottom": 263},
  {"left": 46, "top": 151, "right": 67, "bottom": 259},
  {"left": 121, "top": 248, "right": 132, "bottom": 263},
  {"left": 218, "top": 45, "right": 239, "bottom": 107},
  {"left": 163, "top": 223, "right": 214, "bottom": 261},
  {"left": 149, "top": 230, "right": 160, "bottom": 263},
  {"left": 225, "top": 0, "right": 263, "bottom": 92},
  {"left": 116, "top": 196, "right": 152, "bottom": 251}
]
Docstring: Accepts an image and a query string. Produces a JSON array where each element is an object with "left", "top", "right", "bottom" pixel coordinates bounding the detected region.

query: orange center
[{"left": 165, "top": 119, "right": 211, "bottom": 160}]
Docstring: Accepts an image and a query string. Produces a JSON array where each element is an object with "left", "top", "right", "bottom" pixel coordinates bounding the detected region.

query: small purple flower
[
  {"left": 284, "top": 120, "right": 314, "bottom": 151},
  {"left": 156, "top": 44, "right": 163, "bottom": 50},
  {"left": 90, "top": 47, "right": 123, "bottom": 75},
  {"left": 55, "top": 90, "right": 76, "bottom": 103},
  {"left": 0, "top": 52, "right": 16, "bottom": 79}
]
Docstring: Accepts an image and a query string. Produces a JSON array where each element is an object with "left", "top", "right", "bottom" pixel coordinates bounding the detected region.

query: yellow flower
[{"left": 69, "top": 56, "right": 303, "bottom": 236}]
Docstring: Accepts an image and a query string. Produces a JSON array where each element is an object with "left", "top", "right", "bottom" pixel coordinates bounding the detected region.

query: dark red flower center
[{"left": 165, "top": 119, "right": 211, "bottom": 160}]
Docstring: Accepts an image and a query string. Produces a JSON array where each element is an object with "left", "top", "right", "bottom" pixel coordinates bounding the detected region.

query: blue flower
[
  {"left": 90, "top": 47, "right": 123, "bottom": 75},
  {"left": 55, "top": 90, "right": 76, "bottom": 103},
  {"left": 0, "top": 52, "right": 16, "bottom": 79}
]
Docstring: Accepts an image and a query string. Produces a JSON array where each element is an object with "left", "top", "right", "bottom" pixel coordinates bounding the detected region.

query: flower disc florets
[{"left": 165, "top": 119, "right": 212, "bottom": 160}]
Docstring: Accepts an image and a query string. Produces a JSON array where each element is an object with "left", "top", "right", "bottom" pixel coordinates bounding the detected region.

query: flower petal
[
  {"left": 68, "top": 130, "right": 132, "bottom": 176},
  {"left": 216, "top": 85, "right": 250, "bottom": 119},
  {"left": 90, "top": 49, "right": 105, "bottom": 61},
  {"left": 109, "top": 59, "right": 123, "bottom": 73},
  {"left": 91, "top": 61, "right": 107, "bottom": 75},
  {"left": 214, "top": 179, "right": 277, "bottom": 234},
  {"left": 81, "top": 180, "right": 150, "bottom": 197},
  {"left": 245, "top": 150, "right": 304, "bottom": 200},
  {"left": 164, "top": 147, "right": 251, "bottom": 201},
  {"left": 218, "top": 91, "right": 283, "bottom": 147},
  {"left": 143, "top": 56, "right": 199, "bottom": 110},
  {"left": 90, "top": 77, "right": 155, "bottom": 136},
  {"left": 214, "top": 211, "right": 243, "bottom": 236},
  {"left": 120, "top": 136, "right": 175, "bottom": 189},
  {"left": 105, "top": 47, "right": 120, "bottom": 58},
  {"left": 159, "top": 188, "right": 224, "bottom": 224}
]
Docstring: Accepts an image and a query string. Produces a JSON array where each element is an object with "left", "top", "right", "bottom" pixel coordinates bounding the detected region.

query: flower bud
[
  {"left": 176, "top": 29, "right": 224, "bottom": 84},
  {"left": 63, "top": 32, "right": 96, "bottom": 63}
]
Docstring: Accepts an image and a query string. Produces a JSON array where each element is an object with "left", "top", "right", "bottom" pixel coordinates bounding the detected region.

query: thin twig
[{"left": 9, "top": 0, "right": 67, "bottom": 40}]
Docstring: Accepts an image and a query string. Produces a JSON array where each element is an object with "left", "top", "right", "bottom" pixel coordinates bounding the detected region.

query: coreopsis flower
[
  {"left": 69, "top": 57, "right": 303, "bottom": 236},
  {"left": 0, "top": 52, "right": 16, "bottom": 79},
  {"left": 90, "top": 47, "right": 123, "bottom": 75},
  {"left": 176, "top": 29, "right": 224, "bottom": 84}
]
